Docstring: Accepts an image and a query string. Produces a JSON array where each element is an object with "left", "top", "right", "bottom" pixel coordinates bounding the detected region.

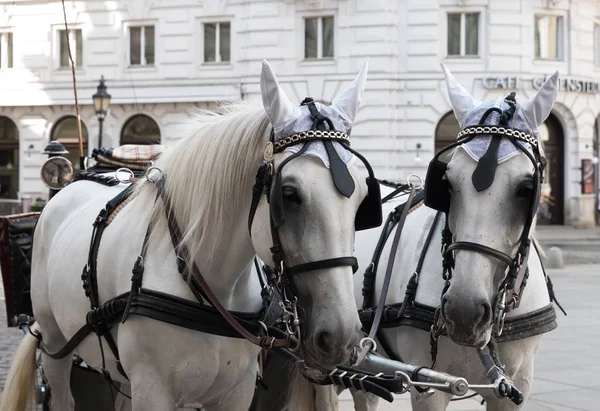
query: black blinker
[{"left": 355, "top": 176, "right": 382, "bottom": 231}]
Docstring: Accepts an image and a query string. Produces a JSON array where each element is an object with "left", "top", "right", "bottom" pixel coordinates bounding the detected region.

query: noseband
[{"left": 425, "top": 93, "right": 547, "bottom": 335}]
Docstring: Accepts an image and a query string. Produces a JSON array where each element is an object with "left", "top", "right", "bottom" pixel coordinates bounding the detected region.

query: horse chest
[{"left": 166, "top": 334, "right": 260, "bottom": 402}]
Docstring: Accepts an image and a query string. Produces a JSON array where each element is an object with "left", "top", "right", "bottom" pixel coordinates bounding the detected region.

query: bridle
[
  {"left": 424, "top": 93, "right": 547, "bottom": 335},
  {"left": 247, "top": 97, "right": 382, "bottom": 347}
]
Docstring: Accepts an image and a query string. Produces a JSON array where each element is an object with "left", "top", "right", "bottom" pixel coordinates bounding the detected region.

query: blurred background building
[{"left": 0, "top": 0, "right": 598, "bottom": 227}]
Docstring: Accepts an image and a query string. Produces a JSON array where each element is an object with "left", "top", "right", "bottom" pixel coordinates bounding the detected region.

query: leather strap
[
  {"left": 37, "top": 323, "right": 95, "bottom": 360},
  {"left": 189, "top": 259, "right": 291, "bottom": 348},
  {"left": 287, "top": 256, "right": 358, "bottom": 276},
  {"left": 445, "top": 242, "right": 514, "bottom": 267},
  {"left": 354, "top": 184, "right": 417, "bottom": 365},
  {"left": 505, "top": 244, "right": 531, "bottom": 312},
  {"left": 360, "top": 302, "right": 557, "bottom": 344},
  {"left": 381, "top": 184, "right": 410, "bottom": 204}
]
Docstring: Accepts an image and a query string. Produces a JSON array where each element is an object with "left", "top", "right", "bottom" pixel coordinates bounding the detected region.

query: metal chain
[
  {"left": 457, "top": 126, "right": 538, "bottom": 148},
  {"left": 274, "top": 130, "right": 350, "bottom": 152}
]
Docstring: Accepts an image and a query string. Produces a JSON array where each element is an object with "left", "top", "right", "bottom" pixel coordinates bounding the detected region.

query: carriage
[{"left": 0, "top": 61, "right": 564, "bottom": 411}]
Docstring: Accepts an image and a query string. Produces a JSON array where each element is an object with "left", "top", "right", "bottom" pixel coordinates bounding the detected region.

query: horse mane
[{"left": 141, "top": 101, "right": 270, "bottom": 268}]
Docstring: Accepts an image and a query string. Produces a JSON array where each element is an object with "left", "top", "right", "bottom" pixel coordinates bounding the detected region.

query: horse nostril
[
  {"left": 316, "top": 331, "right": 332, "bottom": 353},
  {"left": 479, "top": 302, "right": 492, "bottom": 326}
]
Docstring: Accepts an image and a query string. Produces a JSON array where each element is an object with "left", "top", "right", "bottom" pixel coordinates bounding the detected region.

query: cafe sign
[{"left": 482, "top": 76, "right": 600, "bottom": 94}]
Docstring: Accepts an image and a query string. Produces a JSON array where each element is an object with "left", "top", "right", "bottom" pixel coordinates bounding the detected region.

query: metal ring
[
  {"left": 337, "top": 371, "right": 348, "bottom": 388},
  {"left": 406, "top": 174, "right": 424, "bottom": 189},
  {"left": 115, "top": 168, "right": 135, "bottom": 184},
  {"left": 358, "top": 337, "right": 377, "bottom": 352},
  {"left": 358, "top": 375, "right": 368, "bottom": 392},
  {"left": 257, "top": 321, "right": 269, "bottom": 336},
  {"left": 145, "top": 166, "right": 163, "bottom": 183},
  {"left": 348, "top": 373, "right": 358, "bottom": 390}
]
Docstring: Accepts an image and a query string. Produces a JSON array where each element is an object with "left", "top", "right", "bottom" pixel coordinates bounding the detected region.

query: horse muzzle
[{"left": 442, "top": 295, "right": 493, "bottom": 347}]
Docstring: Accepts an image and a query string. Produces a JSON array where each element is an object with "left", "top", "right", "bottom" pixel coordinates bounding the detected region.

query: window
[
  {"left": 0, "top": 32, "right": 13, "bottom": 69},
  {"left": 0, "top": 117, "right": 19, "bottom": 199},
  {"left": 120, "top": 115, "right": 161, "bottom": 145},
  {"left": 534, "top": 15, "right": 564, "bottom": 60},
  {"left": 304, "top": 16, "right": 334, "bottom": 59},
  {"left": 59, "top": 29, "right": 82, "bottom": 67},
  {"left": 204, "top": 22, "right": 230, "bottom": 63},
  {"left": 129, "top": 26, "right": 155, "bottom": 66},
  {"left": 51, "top": 116, "right": 88, "bottom": 171},
  {"left": 435, "top": 112, "right": 460, "bottom": 153},
  {"left": 447, "top": 12, "right": 479, "bottom": 57}
]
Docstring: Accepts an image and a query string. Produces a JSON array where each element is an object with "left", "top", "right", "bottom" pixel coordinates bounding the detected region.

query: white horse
[
  {"left": 346, "top": 66, "right": 561, "bottom": 410},
  {"left": 0, "top": 60, "right": 374, "bottom": 411}
]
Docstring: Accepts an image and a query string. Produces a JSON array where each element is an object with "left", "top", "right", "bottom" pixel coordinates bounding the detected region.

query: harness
[
  {"left": 356, "top": 93, "right": 565, "bottom": 405},
  {"left": 424, "top": 93, "right": 548, "bottom": 335},
  {"left": 30, "top": 98, "right": 383, "bottom": 387}
]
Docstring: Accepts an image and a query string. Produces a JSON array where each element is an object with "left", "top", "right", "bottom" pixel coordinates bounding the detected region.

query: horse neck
[{"left": 194, "top": 207, "right": 257, "bottom": 307}]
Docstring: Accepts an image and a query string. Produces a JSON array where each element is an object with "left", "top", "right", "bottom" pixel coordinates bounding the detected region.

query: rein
[{"left": 354, "top": 183, "right": 417, "bottom": 366}]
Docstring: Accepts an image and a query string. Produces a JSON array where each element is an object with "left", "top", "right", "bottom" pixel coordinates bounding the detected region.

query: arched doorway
[
  {"left": 537, "top": 113, "right": 564, "bottom": 225},
  {"left": 0, "top": 116, "right": 19, "bottom": 199},
  {"left": 51, "top": 116, "right": 88, "bottom": 172},
  {"left": 120, "top": 115, "right": 161, "bottom": 145},
  {"left": 435, "top": 111, "right": 460, "bottom": 154}
]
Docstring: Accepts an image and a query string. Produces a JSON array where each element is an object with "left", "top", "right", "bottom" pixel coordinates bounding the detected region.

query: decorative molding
[{"left": 305, "top": 0, "right": 324, "bottom": 10}]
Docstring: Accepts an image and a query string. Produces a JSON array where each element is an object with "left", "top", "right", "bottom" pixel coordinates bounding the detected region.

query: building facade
[{"left": 0, "top": 0, "right": 598, "bottom": 226}]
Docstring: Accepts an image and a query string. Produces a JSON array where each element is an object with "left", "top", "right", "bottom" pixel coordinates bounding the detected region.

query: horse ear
[
  {"left": 260, "top": 60, "right": 301, "bottom": 131},
  {"left": 521, "top": 71, "right": 559, "bottom": 129},
  {"left": 331, "top": 59, "right": 369, "bottom": 123},
  {"left": 441, "top": 63, "right": 480, "bottom": 127}
]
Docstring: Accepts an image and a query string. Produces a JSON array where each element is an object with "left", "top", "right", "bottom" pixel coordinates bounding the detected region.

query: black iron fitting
[
  {"left": 94, "top": 208, "right": 109, "bottom": 226},
  {"left": 253, "top": 162, "right": 269, "bottom": 196},
  {"left": 263, "top": 265, "right": 278, "bottom": 286},
  {"left": 81, "top": 265, "right": 92, "bottom": 298},
  {"left": 131, "top": 256, "right": 144, "bottom": 286},
  {"left": 269, "top": 245, "right": 283, "bottom": 269}
]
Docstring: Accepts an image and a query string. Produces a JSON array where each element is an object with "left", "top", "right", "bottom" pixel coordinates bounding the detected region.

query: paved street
[{"left": 0, "top": 243, "right": 598, "bottom": 410}]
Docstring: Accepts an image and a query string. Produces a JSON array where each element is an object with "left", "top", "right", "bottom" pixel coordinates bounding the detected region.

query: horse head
[
  {"left": 250, "top": 61, "right": 378, "bottom": 367},
  {"left": 429, "top": 64, "right": 558, "bottom": 347}
]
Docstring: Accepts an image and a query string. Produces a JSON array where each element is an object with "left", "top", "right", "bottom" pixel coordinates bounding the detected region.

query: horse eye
[
  {"left": 516, "top": 182, "right": 533, "bottom": 198},
  {"left": 282, "top": 186, "right": 301, "bottom": 203}
]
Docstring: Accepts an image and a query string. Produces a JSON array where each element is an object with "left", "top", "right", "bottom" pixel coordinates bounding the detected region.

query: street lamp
[{"left": 92, "top": 75, "right": 111, "bottom": 149}]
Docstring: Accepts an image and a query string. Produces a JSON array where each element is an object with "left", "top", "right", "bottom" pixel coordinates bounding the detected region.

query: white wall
[{"left": 0, "top": 0, "right": 598, "bottom": 224}]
